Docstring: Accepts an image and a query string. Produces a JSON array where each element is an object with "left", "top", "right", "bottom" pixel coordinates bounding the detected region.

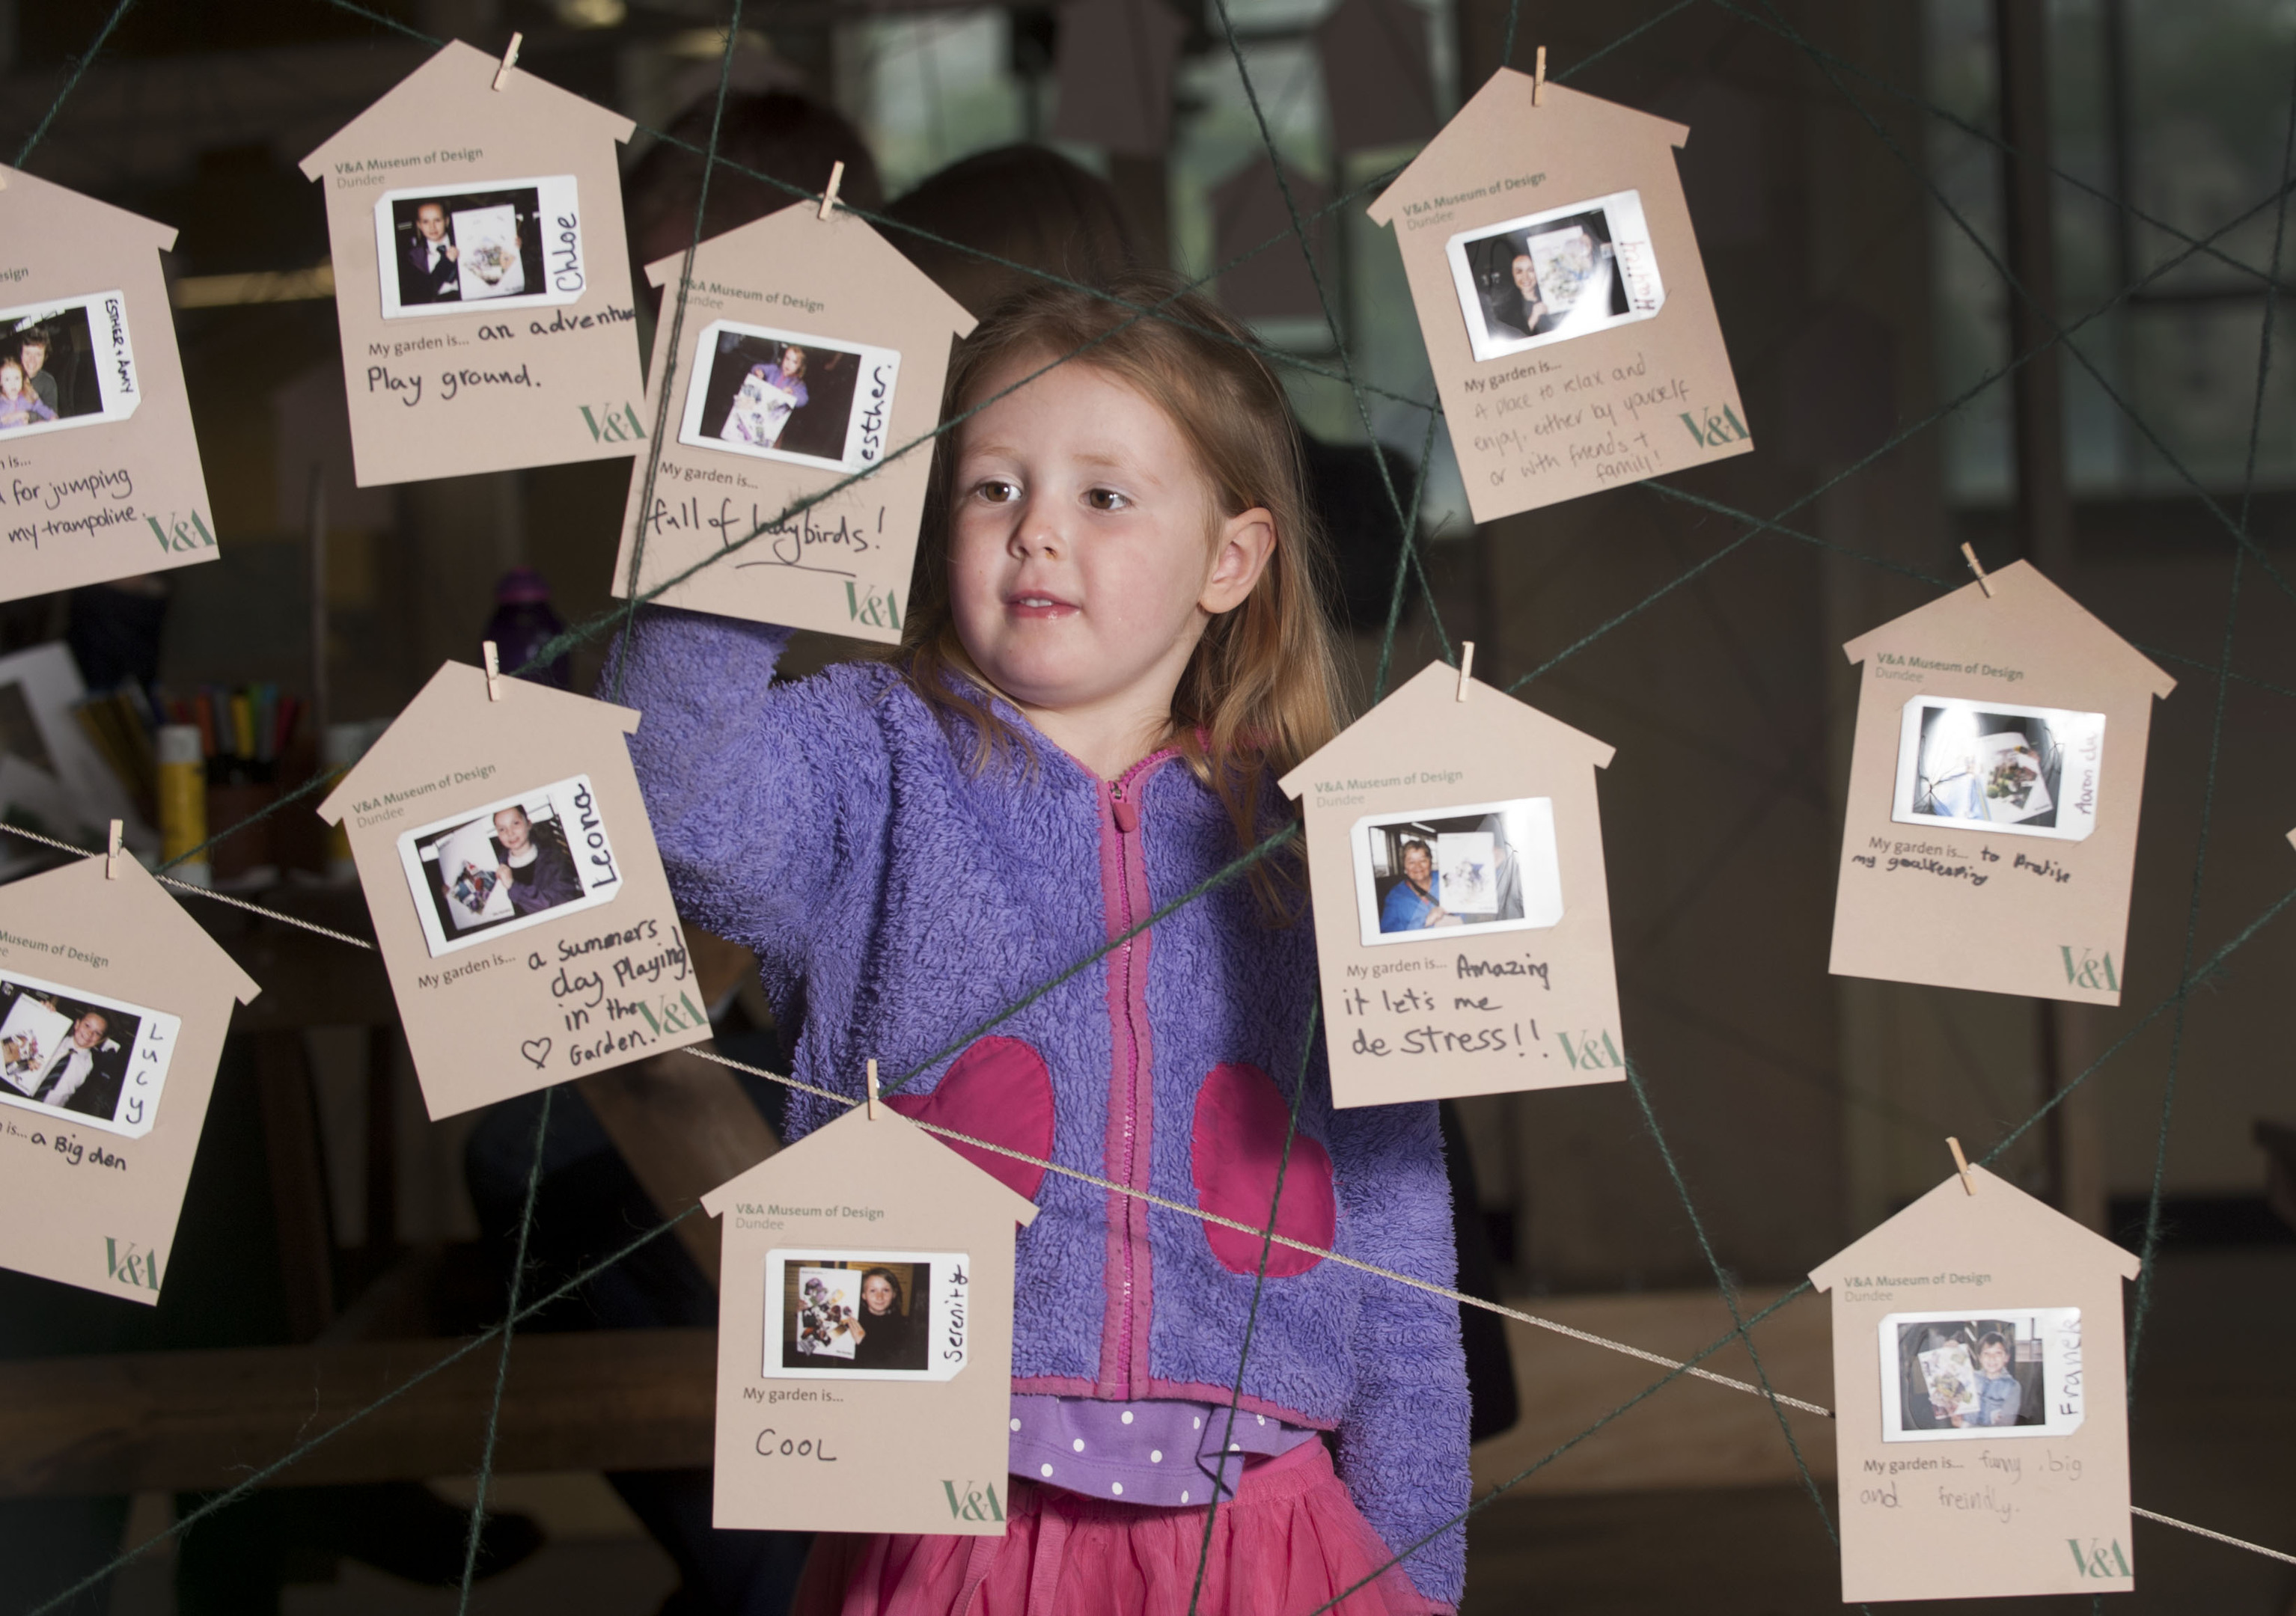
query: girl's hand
[
  {"left": 1425, "top": 906, "right": 1448, "bottom": 924},
  {"left": 495, "top": 864, "right": 513, "bottom": 888},
  {"left": 445, "top": 245, "right": 459, "bottom": 262},
  {"left": 849, "top": 1320, "right": 865, "bottom": 1342}
]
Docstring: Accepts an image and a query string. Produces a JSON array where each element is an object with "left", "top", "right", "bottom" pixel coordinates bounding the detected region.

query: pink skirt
[{"left": 793, "top": 1439, "right": 1444, "bottom": 1616}]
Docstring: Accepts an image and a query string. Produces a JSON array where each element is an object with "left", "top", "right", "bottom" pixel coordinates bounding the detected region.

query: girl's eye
[
  {"left": 1086, "top": 487, "right": 1129, "bottom": 512},
  {"left": 974, "top": 478, "right": 1020, "bottom": 504}
]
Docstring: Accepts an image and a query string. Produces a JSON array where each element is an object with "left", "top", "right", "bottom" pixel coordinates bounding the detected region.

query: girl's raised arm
[{"left": 605, "top": 605, "right": 882, "bottom": 978}]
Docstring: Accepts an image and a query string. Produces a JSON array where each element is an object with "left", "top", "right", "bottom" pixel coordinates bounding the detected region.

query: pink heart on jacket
[
  {"left": 882, "top": 1035, "right": 1053, "bottom": 1202},
  {"left": 1190, "top": 1062, "right": 1335, "bottom": 1277}
]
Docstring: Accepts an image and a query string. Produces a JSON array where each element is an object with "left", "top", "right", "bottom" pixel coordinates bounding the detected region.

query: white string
[
  {"left": 0, "top": 820, "right": 378, "bottom": 950},
  {"left": 13, "top": 821, "right": 2285, "bottom": 1566},
  {"left": 694, "top": 1050, "right": 2296, "bottom": 1573},
  {"left": 683, "top": 1044, "right": 1834, "bottom": 1415},
  {"left": 2131, "top": 1507, "right": 2296, "bottom": 1566}
]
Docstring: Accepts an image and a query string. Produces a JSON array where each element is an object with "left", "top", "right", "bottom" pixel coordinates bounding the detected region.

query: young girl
[
  {"left": 616, "top": 274, "right": 1468, "bottom": 1615},
  {"left": 0, "top": 358, "right": 56, "bottom": 430}
]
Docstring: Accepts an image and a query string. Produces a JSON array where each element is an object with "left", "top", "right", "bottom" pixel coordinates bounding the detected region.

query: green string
[
  {"left": 454, "top": 1086, "right": 555, "bottom": 1609},
  {"left": 1619, "top": 1056, "right": 1849, "bottom": 1560},
  {"left": 1743, "top": 0, "right": 2296, "bottom": 615},
  {"left": 156, "top": 0, "right": 2296, "bottom": 878},
  {"left": 10, "top": 0, "right": 136, "bottom": 167},
  {"left": 1501, "top": 158, "right": 2296, "bottom": 699},
  {"left": 2126, "top": 34, "right": 2296, "bottom": 1393},
  {"left": 22, "top": 1202, "right": 709, "bottom": 1616},
  {"left": 454, "top": 13, "right": 750, "bottom": 1604},
  {"left": 609, "top": 0, "right": 748, "bottom": 706},
  {"left": 19, "top": 1, "right": 2296, "bottom": 1604},
  {"left": 1370, "top": 408, "right": 1448, "bottom": 704},
  {"left": 1185, "top": 1003, "right": 1318, "bottom": 1616}
]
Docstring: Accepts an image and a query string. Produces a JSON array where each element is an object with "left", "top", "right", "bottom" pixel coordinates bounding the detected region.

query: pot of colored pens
[{"left": 168, "top": 685, "right": 302, "bottom": 888}]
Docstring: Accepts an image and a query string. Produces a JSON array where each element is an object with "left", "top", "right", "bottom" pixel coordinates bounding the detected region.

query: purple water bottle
[{"left": 483, "top": 567, "right": 570, "bottom": 690}]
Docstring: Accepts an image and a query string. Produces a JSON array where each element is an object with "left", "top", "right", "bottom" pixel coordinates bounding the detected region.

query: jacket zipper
[{"left": 1110, "top": 774, "right": 1143, "bottom": 1396}]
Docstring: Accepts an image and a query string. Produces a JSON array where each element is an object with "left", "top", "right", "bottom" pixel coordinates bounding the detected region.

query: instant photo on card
[
  {"left": 1350, "top": 797, "right": 1563, "bottom": 948},
  {"left": 1444, "top": 189, "right": 1664, "bottom": 364},
  {"left": 1890, "top": 697, "right": 2105, "bottom": 843},
  {"left": 394, "top": 773, "right": 622, "bottom": 957},
  {"left": 0, "top": 291, "right": 141, "bottom": 439},
  {"left": 1878, "top": 1308, "right": 2086, "bottom": 1443},
  {"left": 765, "top": 1249, "right": 969, "bottom": 1383},
  {"left": 373, "top": 175, "right": 584, "bottom": 320},
  {"left": 678, "top": 320, "right": 901, "bottom": 475},
  {"left": 0, "top": 969, "right": 179, "bottom": 1139}
]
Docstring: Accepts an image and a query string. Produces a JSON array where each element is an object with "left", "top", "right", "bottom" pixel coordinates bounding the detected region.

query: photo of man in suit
[
  {"left": 402, "top": 201, "right": 460, "bottom": 305},
  {"left": 31, "top": 1008, "right": 126, "bottom": 1122}
]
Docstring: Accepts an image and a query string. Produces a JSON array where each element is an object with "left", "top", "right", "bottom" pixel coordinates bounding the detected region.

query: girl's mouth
[{"left": 1006, "top": 592, "right": 1079, "bottom": 619}]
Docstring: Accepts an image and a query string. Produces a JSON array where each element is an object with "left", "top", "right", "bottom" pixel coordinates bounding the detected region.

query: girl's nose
[{"left": 1008, "top": 500, "right": 1065, "bottom": 560}]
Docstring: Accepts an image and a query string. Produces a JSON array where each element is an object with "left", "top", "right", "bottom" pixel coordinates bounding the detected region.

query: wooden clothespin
[
  {"left": 492, "top": 31, "right": 523, "bottom": 92},
  {"left": 819, "top": 160, "right": 846, "bottom": 222},
  {"left": 1456, "top": 640, "right": 1476, "bottom": 702},
  {"left": 483, "top": 640, "right": 504, "bottom": 702},
  {"left": 1960, "top": 542, "right": 1994, "bottom": 599},
  {"left": 1947, "top": 1136, "right": 1975, "bottom": 1196},
  {"left": 105, "top": 820, "right": 123, "bottom": 880},
  {"left": 865, "top": 1057, "right": 880, "bottom": 1120},
  {"left": 1533, "top": 46, "right": 1547, "bottom": 106}
]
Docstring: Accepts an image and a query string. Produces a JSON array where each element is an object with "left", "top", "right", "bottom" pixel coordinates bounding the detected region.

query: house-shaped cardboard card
[
  {"left": 317, "top": 661, "right": 706, "bottom": 1119},
  {"left": 1277, "top": 656, "right": 1622, "bottom": 1107},
  {"left": 1365, "top": 69, "right": 1751, "bottom": 521},
  {"left": 0, "top": 851, "right": 257, "bottom": 1302},
  {"left": 298, "top": 40, "right": 644, "bottom": 486},
  {"left": 1832, "top": 561, "right": 2173, "bottom": 1004},
  {"left": 1811, "top": 1164, "right": 2141, "bottom": 1603},
  {"left": 703, "top": 1101, "right": 1038, "bottom": 1535},
  {"left": 609, "top": 201, "right": 974, "bottom": 644},
  {"left": 0, "top": 167, "right": 220, "bottom": 603}
]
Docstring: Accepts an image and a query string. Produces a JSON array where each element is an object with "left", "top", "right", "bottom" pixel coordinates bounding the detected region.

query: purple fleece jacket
[{"left": 614, "top": 607, "right": 1470, "bottom": 1605}]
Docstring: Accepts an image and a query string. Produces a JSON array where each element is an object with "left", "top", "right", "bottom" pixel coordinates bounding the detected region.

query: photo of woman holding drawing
[
  {"left": 396, "top": 775, "right": 623, "bottom": 957},
  {"left": 720, "top": 352, "right": 809, "bottom": 452},
  {"left": 1353, "top": 799, "right": 1564, "bottom": 947}
]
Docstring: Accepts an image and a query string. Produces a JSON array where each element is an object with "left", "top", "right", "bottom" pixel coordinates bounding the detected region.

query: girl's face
[
  {"left": 946, "top": 352, "right": 1274, "bottom": 722},
  {"left": 0, "top": 363, "right": 22, "bottom": 398},
  {"left": 493, "top": 807, "right": 531, "bottom": 851},
  {"left": 862, "top": 1275, "right": 895, "bottom": 1314},
  {"left": 1979, "top": 1341, "right": 2009, "bottom": 1376},
  {"left": 781, "top": 346, "right": 806, "bottom": 379}
]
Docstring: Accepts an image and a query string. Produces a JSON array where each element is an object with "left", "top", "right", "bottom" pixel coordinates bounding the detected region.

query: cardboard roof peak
[
  {"left": 316, "top": 660, "right": 640, "bottom": 825},
  {"left": 1841, "top": 559, "right": 2174, "bottom": 699},
  {"left": 1365, "top": 69, "right": 1691, "bottom": 226},
  {"left": 0, "top": 851, "right": 260, "bottom": 1006},
  {"left": 642, "top": 201, "right": 978, "bottom": 340},
  {"left": 0, "top": 164, "right": 177, "bottom": 252},
  {"left": 298, "top": 39, "right": 635, "bottom": 178},
  {"left": 1810, "top": 1163, "right": 2141, "bottom": 1291},
  {"left": 1277, "top": 657, "right": 1615, "bottom": 798},
  {"left": 701, "top": 1104, "right": 1042, "bottom": 1227}
]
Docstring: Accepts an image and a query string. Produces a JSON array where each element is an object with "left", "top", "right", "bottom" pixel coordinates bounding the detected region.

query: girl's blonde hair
[{"left": 900, "top": 273, "right": 1349, "bottom": 906}]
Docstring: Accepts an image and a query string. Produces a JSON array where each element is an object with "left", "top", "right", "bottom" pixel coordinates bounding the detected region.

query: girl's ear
[{"left": 1200, "top": 506, "right": 1277, "bottom": 616}]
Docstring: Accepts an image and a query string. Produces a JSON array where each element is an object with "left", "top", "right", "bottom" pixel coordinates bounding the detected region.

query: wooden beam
[{"left": 0, "top": 1329, "right": 715, "bottom": 1499}]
